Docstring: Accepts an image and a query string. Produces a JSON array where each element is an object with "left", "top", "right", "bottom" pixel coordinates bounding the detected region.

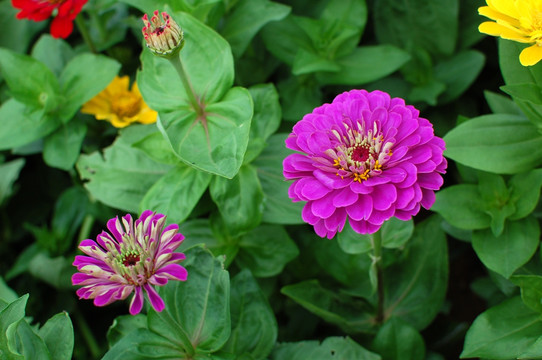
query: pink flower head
[
  {"left": 11, "top": 0, "right": 88, "bottom": 39},
  {"left": 141, "top": 10, "right": 184, "bottom": 57},
  {"left": 283, "top": 89, "right": 447, "bottom": 239},
  {"left": 72, "top": 210, "right": 187, "bottom": 315}
]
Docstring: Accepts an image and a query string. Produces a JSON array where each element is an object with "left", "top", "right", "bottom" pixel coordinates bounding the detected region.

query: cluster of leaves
[{"left": 3, "top": 0, "right": 534, "bottom": 359}]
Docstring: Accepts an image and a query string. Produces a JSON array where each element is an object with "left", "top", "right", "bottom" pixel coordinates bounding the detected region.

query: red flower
[{"left": 11, "top": 0, "right": 88, "bottom": 39}]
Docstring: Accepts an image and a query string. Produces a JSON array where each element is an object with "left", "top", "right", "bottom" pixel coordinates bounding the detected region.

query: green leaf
[
  {"left": 484, "top": 90, "right": 523, "bottom": 116},
  {"left": 0, "top": 277, "right": 18, "bottom": 305},
  {"left": 77, "top": 125, "right": 173, "bottom": 212},
  {"left": 292, "top": 48, "right": 341, "bottom": 75},
  {"left": 434, "top": 50, "right": 485, "bottom": 104},
  {"left": 277, "top": 76, "right": 322, "bottom": 121},
  {"left": 43, "top": 120, "right": 87, "bottom": 170},
  {"left": 374, "top": 0, "right": 458, "bottom": 57},
  {"left": 432, "top": 185, "right": 491, "bottom": 230},
  {"left": 472, "top": 216, "right": 540, "bottom": 278},
  {"left": 236, "top": 225, "right": 298, "bottom": 277},
  {"left": 244, "top": 84, "right": 282, "bottom": 163},
  {"left": 508, "top": 169, "right": 542, "bottom": 220},
  {"left": 316, "top": 45, "right": 410, "bottom": 85},
  {"left": 38, "top": 312, "right": 73, "bottom": 360},
  {"left": 221, "top": 270, "right": 277, "bottom": 359},
  {"left": 118, "top": 0, "right": 221, "bottom": 22},
  {"left": 102, "top": 328, "right": 185, "bottom": 360},
  {"left": 0, "top": 295, "right": 28, "bottom": 360},
  {"left": 138, "top": 11, "right": 234, "bottom": 111},
  {"left": 221, "top": 0, "right": 291, "bottom": 57},
  {"left": 281, "top": 280, "right": 375, "bottom": 334},
  {"left": 444, "top": 114, "right": 542, "bottom": 174},
  {"left": 261, "top": 15, "right": 314, "bottom": 66},
  {"left": 158, "top": 85, "right": 253, "bottom": 178},
  {"left": 499, "top": 39, "right": 542, "bottom": 87},
  {"left": 210, "top": 165, "right": 264, "bottom": 236},
  {"left": 271, "top": 337, "right": 380, "bottom": 360},
  {"left": 372, "top": 317, "right": 425, "bottom": 360},
  {"left": 107, "top": 314, "right": 147, "bottom": 348},
  {"left": 477, "top": 172, "right": 515, "bottom": 237},
  {"left": 252, "top": 134, "right": 304, "bottom": 224},
  {"left": 0, "top": 48, "right": 60, "bottom": 111},
  {"left": 501, "top": 83, "right": 542, "bottom": 105},
  {"left": 148, "top": 246, "right": 230, "bottom": 353},
  {"left": 0, "top": 158, "right": 25, "bottom": 206},
  {"left": 140, "top": 164, "right": 212, "bottom": 224},
  {"left": 58, "top": 53, "right": 120, "bottom": 122},
  {"left": 31, "top": 35, "right": 75, "bottom": 77},
  {"left": 511, "top": 275, "right": 542, "bottom": 314},
  {"left": 132, "top": 131, "right": 182, "bottom": 166},
  {"left": 385, "top": 216, "right": 448, "bottom": 330},
  {"left": 50, "top": 186, "right": 89, "bottom": 254},
  {"left": 0, "top": 1, "right": 44, "bottom": 53},
  {"left": 28, "top": 252, "right": 73, "bottom": 289},
  {"left": 460, "top": 296, "right": 542, "bottom": 359},
  {"left": 338, "top": 218, "right": 414, "bottom": 254},
  {"left": 0, "top": 99, "right": 60, "bottom": 150},
  {"left": 7, "top": 319, "right": 50, "bottom": 360}
]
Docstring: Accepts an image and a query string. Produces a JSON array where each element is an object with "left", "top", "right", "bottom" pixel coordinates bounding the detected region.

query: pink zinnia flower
[
  {"left": 11, "top": 0, "right": 88, "bottom": 39},
  {"left": 72, "top": 210, "right": 187, "bottom": 315},
  {"left": 283, "top": 89, "right": 447, "bottom": 238}
]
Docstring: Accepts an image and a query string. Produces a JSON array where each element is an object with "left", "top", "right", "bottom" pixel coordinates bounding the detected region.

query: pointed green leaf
[
  {"left": 38, "top": 312, "right": 73, "bottom": 360},
  {"left": 43, "top": 120, "right": 87, "bottom": 170},
  {"left": 271, "top": 337, "right": 380, "bottom": 360},
  {"left": 0, "top": 158, "right": 25, "bottom": 206},
  {"left": 508, "top": 169, "right": 542, "bottom": 220},
  {"left": 7, "top": 320, "right": 50, "bottom": 360},
  {"left": 102, "top": 328, "right": 185, "bottom": 360},
  {"left": 372, "top": 317, "right": 425, "bottom": 360},
  {"left": 107, "top": 314, "right": 147, "bottom": 348}
]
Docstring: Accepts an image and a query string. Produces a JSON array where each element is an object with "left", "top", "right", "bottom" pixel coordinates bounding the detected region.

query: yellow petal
[
  {"left": 137, "top": 108, "right": 158, "bottom": 124},
  {"left": 107, "top": 76, "right": 130, "bottom": 97},
  {"left": 487, "top": 0, "right": 520, "bottom": 19},
  {"left": 520, "top": 44, "right": 542, "bottom": 66},
  {"left": 479, "top": 6, "right": 520, "bottom": 27},
  {"left": 479, "top": 21, "right": 531, "bottom": 42}
]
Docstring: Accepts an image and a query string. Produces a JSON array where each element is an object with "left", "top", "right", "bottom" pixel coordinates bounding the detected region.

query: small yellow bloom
[
  {"left": 81, "top": 76, "right": 157, "bottom": 128},
  {"left": 479, "top": 0, "right": 542, "bottom": 66}
]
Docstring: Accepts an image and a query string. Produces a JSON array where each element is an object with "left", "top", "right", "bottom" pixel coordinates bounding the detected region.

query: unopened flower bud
[{"left": 142, "top": 10, "right": 184, "bottom": 58}]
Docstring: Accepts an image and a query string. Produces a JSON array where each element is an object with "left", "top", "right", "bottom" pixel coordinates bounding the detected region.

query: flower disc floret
[
  {"left": 283, "top": 89, "right": 447, "bottom": 239},
  {"left": 72, "top": 210, "right": 188, "bottom": 315},
  {"left": 478, "top": 0, "right": 542, "bottom": 66}
]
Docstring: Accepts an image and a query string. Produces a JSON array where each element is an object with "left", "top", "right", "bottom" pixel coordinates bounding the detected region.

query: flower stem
[
  {"left": 75, "top": 15, "right": 97, "bottom": 54},
  {"left": 371, "top": 230, "right": 385, "bottom": 324},
  {"left": 74, "top": 310, "right": 102, "bottom": 358},
  {"left": 77, "top": 214, "right": 95, "bottom": 244},
  {"left": 168, "top": 54, "right": 204, "bottom": 117}
]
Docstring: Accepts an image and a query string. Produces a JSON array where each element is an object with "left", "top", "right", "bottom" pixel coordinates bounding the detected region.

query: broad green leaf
[
  {"left": 374, "top": 0, "right": 458, "bottom": 57},
  {"left": 432, "top": 184, "right": 491, "bottom": 230},
  {"left": 138, "top": 11, "right": 234, "bottom": 111},
  {"left": 477, "top": 172, "right": 514, "bottom": 237},
  {"left": 30, "top": 35, "right": 74, "bottom": 77},
  {"left": 28, "top": 252, "right": 73, "bottom": 289},
  {"left": 0, "top": 48, "right": 60, "bottom": 111},
  {"left": 148, "top": 246, "right": 230, "bottom": 353},
  {"left": 38, "top": 312, "right": 73, "bottom": 360},
  {"left": 210, "top": 165, "right": 264, "bottom": 236},
  {"left": 434, "top": 50, "right": 485, "bottom": 104},
  {"left": 292, "top": 48, "right": 341, "bottom": 75},
  {"left": 118, "top": 0, "right": 221, "bottom": 22},
  {"left": 472, "top": 216, "right": 540, "bottom": 278},
  {"left": 221, "top": 270, "right": 277, "bottom": 359},
  {"left": 372, "top": 317, "right": 425, "bottom": 360},
  {"left": 511, "top": 275, "right": 542, "bottom": 314},
  {"left": 277, "top": 75, "right": 322, "bottom": 121},
  {"left": 236, "top": 225, "right": 298, "bottom": 277},
  {"left": 132, "top": 131, "right": 180, "bottom": 166},
  {"left": 140, "top": 164, "right": 212, "bottom": 224},
  {"left": 0, "top": 278, "right": 17, "bottom": 305},
  {"left": 252, "top": 134, "right": 304, "bottom": 224},
  {"left": 460, "top": 296, "right": 542, "bottom": 359},
  {"left": 58, "top": 53, "right": 120, "bottom": 122},
  {"left": 158, "top": 85, "right": 253, "bottom": 178},
  {"left": 0, "top": 1, "right": 44, "bottom": 53},
  {"left": 261, "top": 15, "right": 314, "bottom": 66},
  {"left": 316, "top": 45, "right": 410, "bottom": 86},
  {"left": 0, "top": 99, "right": 60, "bottom": 150},
  {"left": 50, "top": 186, "right": 89, "bottom": 254},
  {"left": 385, "top": 216, "right": 448, "bottom": 330},
  {"left": 484, "top": 90, "right": 523, "bottom": 116},
  {"left": 107, "top": 314, "right": 147, "bottom": 348},
  {"left": 0, "top": 158, "right": 25, "bottom": 206},
  {"left": 508, "top": 169, "right": 542, "bottom": 220},
  {"left": 43, "top": 120, "right": 87, "bottom": 170},
  {"left": 0, "top": 295, "right": 28, "bottom": 360},
  {"left": 320, "top": 0, "right": 368, "bottom": 33},
  {"left": 221, "top": 0, "right": 290, "bottom": 57},
  {"left": 102, "top": 328, "right": 186, "bottom": 360},
  {"left": 77, "top": 125, "right": 173, "bottom": 212},
  {"left": 281, "top": 280, "right": 375, "bottom": 334},
  {"left": 244, "top": 84, "right": 282, "bottom": 163},
  {"left": 501, "top": 83, "right": 542, "bottom": 105},
  {"left": 338, "top": 218, "right": 414, "bottom": 254},
  {"left": 271, "top": 337, "right": 380, "bottom": 360},
  {"left": 444, "top": 114, "right": 542, "bottom": 174},
  {"left": 499, "top": 39, "right": 542, "bottom": 87},
  {"left": 7, "top": 319, "right": 50, "bottom": 360}
]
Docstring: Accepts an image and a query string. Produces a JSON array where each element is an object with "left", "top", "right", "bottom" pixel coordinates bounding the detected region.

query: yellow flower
[
  {"left": 81, "top": 76, "right": 157, "bottom": 128},
  {"left": 479, "top": 0, "right": 542, "bottom": 66}
]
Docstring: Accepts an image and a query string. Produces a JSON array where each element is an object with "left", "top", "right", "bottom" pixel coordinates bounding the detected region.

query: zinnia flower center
[
  {"left": 326, "top": 121, "right": 393, "bottom": 183},
  {"left": 121, "top": 252, "right": 140, "bottom": 267},
  {"left": 111, "top": 94, "right": 142, "bottom": 118}
]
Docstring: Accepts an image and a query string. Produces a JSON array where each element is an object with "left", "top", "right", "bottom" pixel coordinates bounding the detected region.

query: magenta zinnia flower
[
  {"left": 72, "top": 210, "right": 187, "bottom": 315},
  {"left": 283, "top": 89, "right": 447, "bottom": 238}
]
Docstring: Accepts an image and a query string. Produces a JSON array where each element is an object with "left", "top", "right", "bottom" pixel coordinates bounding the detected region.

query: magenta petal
[
  {"left": 333, "top": 187, "right": 358, "bottom": 207},
  {"left": 346, "top": 195, "right": 373, "bottom": 221},
  {"left": 311, "top": 196, "right": 335, "bottom": 218},
  {"left": 156, "top": 263, "right": 188, "bottom": 281},
  {"left": 129, "top": 287, "right": 144, "bottom": 315},
  {"left": 372, "top": 184, "right": 397, "bottom": 211},
  {"left": 144, "top": 284, "right": 165, "bottom": 312}
]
